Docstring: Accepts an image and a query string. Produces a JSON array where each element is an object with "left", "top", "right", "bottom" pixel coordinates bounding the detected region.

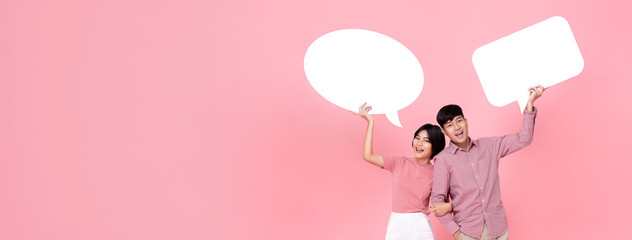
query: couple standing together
[{"left": 352, "top": 86, "right": 546, "bottom": 240}]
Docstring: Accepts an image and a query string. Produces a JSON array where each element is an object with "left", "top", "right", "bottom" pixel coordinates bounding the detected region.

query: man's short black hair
[{"left": 437, "top": 104, "right": 464, "bottom": 128}]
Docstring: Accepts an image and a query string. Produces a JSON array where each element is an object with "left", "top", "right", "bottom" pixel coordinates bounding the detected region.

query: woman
[{"left": 353, "top": 103, "right": 451, "bottom": 240}]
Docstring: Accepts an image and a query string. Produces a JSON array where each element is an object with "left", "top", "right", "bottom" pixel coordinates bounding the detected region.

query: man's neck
[{"left": 454, "top": 138, "right": 471, "bottom": 151}]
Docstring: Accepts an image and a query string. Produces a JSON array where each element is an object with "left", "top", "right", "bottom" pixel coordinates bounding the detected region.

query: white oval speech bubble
[{"left": 304, "top": 29, "right": 423, "bottom": 127}]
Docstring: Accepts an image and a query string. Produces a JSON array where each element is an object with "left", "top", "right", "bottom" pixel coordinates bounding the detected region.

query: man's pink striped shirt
[{"left": 431, "top": 108, "right": 537, "bottom": 238}]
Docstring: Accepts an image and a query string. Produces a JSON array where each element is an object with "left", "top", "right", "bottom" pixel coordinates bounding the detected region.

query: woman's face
[{"left": 412, "top": 130, "right": 433, "bottom": 160}]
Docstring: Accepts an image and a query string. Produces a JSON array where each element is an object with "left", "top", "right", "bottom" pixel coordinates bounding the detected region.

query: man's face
[{"left": 442, "top": 115, "right": 469, "bottom": 147}]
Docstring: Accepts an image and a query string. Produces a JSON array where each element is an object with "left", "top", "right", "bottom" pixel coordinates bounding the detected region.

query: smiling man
[{"left": 431, "top": 86, "right": 545, "bottom": 240}]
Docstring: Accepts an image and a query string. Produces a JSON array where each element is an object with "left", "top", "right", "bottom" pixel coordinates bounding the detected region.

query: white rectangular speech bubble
[{"left": 472, "top": 16, "right": 584, "bottom": 112}]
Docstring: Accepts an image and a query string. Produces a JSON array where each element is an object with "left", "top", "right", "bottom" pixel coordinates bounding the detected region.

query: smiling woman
[
  {"left": 351, "top": 103, "right": 449, "bottom": 240},
  {"left": 412, "top": 124, "right": 445, "bottom": 160}
]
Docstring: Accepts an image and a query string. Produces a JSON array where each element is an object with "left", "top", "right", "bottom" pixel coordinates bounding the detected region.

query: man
[{"left": 431, "top": 86, "right": 545, "bottom": 240}]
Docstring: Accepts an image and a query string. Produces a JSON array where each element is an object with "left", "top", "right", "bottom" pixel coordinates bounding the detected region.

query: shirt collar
[{"left": 447, "top": 137, "right": 477, "bottom": 154}]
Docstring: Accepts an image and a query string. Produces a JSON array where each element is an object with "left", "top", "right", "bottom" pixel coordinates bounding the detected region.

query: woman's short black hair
[
  {"left": 412, "top": 124, "right": 446, "bottom": 159},
  {"left": 436, "top": 104, "right": 464, "bottom": 128}
]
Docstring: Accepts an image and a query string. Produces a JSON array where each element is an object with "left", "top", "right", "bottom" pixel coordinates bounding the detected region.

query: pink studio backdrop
[{"left": 1, "top": 0, "right": 631, "bottom": 239}]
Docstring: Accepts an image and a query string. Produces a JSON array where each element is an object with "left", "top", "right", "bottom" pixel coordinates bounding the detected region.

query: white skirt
[{"left": 385, "top": 212, "right": 434, "bottom": 240}]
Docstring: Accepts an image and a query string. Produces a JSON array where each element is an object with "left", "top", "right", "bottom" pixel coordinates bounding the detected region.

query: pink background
[{"left": 1, "top": 0, "right": 631, "bottom": 239}]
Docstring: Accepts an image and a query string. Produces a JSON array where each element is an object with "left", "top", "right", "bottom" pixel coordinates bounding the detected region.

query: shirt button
[
  {"left": 471, "top": 163, "right": 474, "bottom": 165},
  {"left": 475, "top": 175, "right": 479, "bottom": 178},
  {"left": 482, "top": 199, "right": 485, "bottom": 202}
]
